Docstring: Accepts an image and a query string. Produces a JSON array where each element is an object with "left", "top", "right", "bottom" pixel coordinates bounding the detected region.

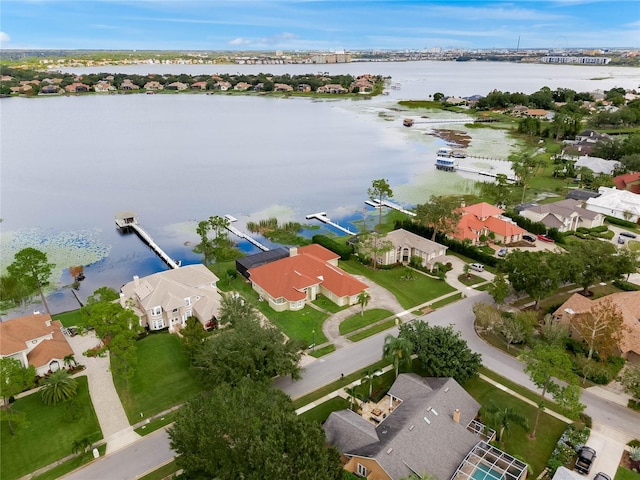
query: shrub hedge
[
  {"left": 606, "top": 216, "right": 638, "bottom": 229},
  {"left": 312, "top": 235, "right": 351, "bottom": 260}
]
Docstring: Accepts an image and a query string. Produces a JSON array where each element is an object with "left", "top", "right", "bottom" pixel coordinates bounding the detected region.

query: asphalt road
[{"left": 62, "top": 293, "right": 640, "bottom": 479}]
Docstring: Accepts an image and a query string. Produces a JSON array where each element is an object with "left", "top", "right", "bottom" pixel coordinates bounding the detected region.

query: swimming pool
[{"left": 471, "top": 463, "right": 505, "bottom": 480}]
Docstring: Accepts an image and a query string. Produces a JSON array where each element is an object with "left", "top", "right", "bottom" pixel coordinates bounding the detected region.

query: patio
[{"left": 358, "top": 394, "right": 402, "bottom": 425}]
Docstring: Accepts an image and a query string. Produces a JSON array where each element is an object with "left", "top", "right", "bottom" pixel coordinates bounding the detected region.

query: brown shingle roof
[{"left": 0, "top": 313, "right": 57, "bottom": 356}]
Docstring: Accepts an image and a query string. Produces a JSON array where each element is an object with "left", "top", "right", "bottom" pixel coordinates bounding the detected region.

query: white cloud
[
  {"left": 228, "top": 37, "right": 251, "bottom": 45},
  {"left": 0, "top": 32, "right": 10, "bottom": 44}
]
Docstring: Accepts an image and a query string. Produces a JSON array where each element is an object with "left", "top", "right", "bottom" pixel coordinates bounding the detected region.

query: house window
[
  {"left": 357, "top": 463, "right": 367, "bottom": 477},
  {"left": 151, "top": 306, "right": 162, "bottom": 316},
  {"left": 151, "top": 318, "right": 165, "bottom": 330}
]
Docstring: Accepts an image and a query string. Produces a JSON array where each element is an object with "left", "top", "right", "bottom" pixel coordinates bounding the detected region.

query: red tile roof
[
  {"left": 484, "top": 216, "right": 527, "bottom": 237},
  {"left": 27, "top": 328, "right": 74, "bottom": 369},
  {"left": 0, "top": 313, "right": 58, "bottom": 356},
  {"left": 248, "top": 245, "right": 367, "bottom": 302},
  {"left": 613, "top": 172, "right": 640, "bottom": 194},
  {"left": 461, "top": 202, "right": 504, "bottom": 219}
]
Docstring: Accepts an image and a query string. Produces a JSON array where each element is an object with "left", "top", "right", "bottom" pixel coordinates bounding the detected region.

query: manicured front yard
[
  {"left": 339, "top": 309, "right": 393, "bottom": 335},
  {"left": 339, "top": 260, "right": 456, "bottom": 310},
  {"left": 0, "top": 377, "right": 102, "bottom": 480},
  {"left": 268, "top": 307, "right": 329, "bottom": 346},
  {"left": 616, "top": 467, "right": 640, "bottom": 480},
  {"left": 299, "top": 397, "right": 350, "bottom": 423},
  {"left": 113, "top": 333, "right": 205, "bottom": 423}
]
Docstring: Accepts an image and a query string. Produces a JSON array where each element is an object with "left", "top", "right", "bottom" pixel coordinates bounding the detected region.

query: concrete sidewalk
[{"left": 67, "top": 332, "right": 140, "bottom": 454}]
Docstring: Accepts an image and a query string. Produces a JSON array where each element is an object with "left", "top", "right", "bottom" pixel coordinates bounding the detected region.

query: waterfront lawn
[
  {"left": 1, "top": 377, "right": 101, "bottom": 480},
  {"left": 463, "top": 376, "right": 566, "bottom": 476},
  {"left": 339, "top": 309, "right": 393, "bottom": 335},
  {"left": 53, "top": 309, "right": 84, "bottom": 328},
  {"left": 113, "top": 333, "right": 204, "bottom": 423},
  {"left": 339, "top": 260, "right": 455, "bottom": 310}
]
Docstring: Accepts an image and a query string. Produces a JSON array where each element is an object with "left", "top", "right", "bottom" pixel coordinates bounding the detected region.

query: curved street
[{"left": 62, "top": 265, "right": 640, "bottom": 479}]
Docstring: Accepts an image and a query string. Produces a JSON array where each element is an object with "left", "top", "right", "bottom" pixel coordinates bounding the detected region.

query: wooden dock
[
  {"left": 115, "top": 212, "right": 180, "bottom": 269},
  {"left": 224, "top": 215, "right": 270, "bottom": 251},
  {"left": 305, "top": 212, "right": 357, "bottom": 235},
  {"left": 366, "top": 199, "right": 416, "bottom": 217}
]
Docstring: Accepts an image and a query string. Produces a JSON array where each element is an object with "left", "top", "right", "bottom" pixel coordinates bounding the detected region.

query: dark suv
[{"left": 575, "top": 446, "right": 596, "bottom": 474}]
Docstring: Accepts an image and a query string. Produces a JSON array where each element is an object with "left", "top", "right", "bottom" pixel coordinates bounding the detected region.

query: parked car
[
  {"left": 618, "top": 236, "right": 626, "bottom": 244},
  {"left": 574, "top": 446, "right": 596, "bottom": 474},
  {"left": 522, "top": 234, "right": 536, "bottom": 243},
  {"left": 497, "top": 247, "right": 508, "bottom": 257},
  {"left": 593, "top": 473, "right": 611, "bottom": 480},
  {"left": 469, "top": 263, "right": 484, "bottom": 272},
  {"left": 619, "top": 231, "right": 638, "bottom": 239},
  {"left": 537, "top": 234, "right": 554, "bottom": 243}
]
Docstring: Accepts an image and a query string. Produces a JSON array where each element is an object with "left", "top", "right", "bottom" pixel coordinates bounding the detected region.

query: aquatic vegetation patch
[{"left": 0, "top": 228, "right": 111, "bottom": 285}]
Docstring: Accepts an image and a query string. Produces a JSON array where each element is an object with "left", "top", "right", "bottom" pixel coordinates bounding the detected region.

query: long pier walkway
[
  {"left": 115, "top": 212, "right": 180, "bottom": 269},
  {"left": 129, "top": 224, "right": 180, "bottom": 269},
  {"left": 224, "top": 215, "right": 270, "bottom": 251},
  {"left": 404, "top": 118, "right": 497, "bottom": 126},
  {"left": 366, "top": 199, "right": 416, "bottom": 217},
  {"left": 305, "top": 212, "right": 357, "bottom": 235}
]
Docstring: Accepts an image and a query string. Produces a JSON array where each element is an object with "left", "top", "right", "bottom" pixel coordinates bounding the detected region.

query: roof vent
[
  {"left": 432, "top": 409, "right": 438, "bottom": 416},
  {"left": 426, "top": 406, "right": 432, "bottom": 412},
  {"left": 409, "top": 425, "right": 415, "bottom": 431},
  {"left": 444, "top": 387, "right": 450, "bottom": 393},
  {"left": 386, "top": 448, "right": 393, "bottom": 455},
  {"left": 423, "top": 416, "right": 431, "bottom": 425}
]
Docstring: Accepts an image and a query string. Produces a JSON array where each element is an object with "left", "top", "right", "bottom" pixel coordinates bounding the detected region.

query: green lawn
[
  {"left": 138, "top": 459, "right": 179, "bottom": 480},
  {"left": 464, "top": 376, "right": 567, "bottom": 476},
  {"left": 268, "top": 307, "right": 329, "bottom": 346},
  {"left": 615, "top": 467, "right": 640, "bottom": 480},
  {"left": 339, "top": 260, "right": 456, "bottom": 310},
  {"left": 348, "top": 319, "right": 398, "bottom": 342},
  {"left": 458, "top": 274, "right": 485, "bottom": 286},
  {"left": 53, "top": 309, "right": 84, "bottom": 328},
  {"left": 430, "top": 292, "right": 463, "bottom": 309},
  {"left": 313, "top": 295, "right": 349, "bottom": 313},
  {"left": 339, "top": 309, "right": 393, "bottom": 335},
  {"left": 1, "top": 377, "right": 102, "bottom": 480},
  {"left": 31, "top": 445, "right": 107, "bottom": 480},
  {"left": 113, "top": 333, "right": 205, "bottom": 423},
  {"left": 309, "top": 344, "right": 336, "bottom": 358},
  {"left": 299, "top": 397, "right": 350, "bottom": 423}
]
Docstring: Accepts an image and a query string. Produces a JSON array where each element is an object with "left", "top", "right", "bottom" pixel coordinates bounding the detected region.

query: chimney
[
  {"left": 460, "top": 200, "right": 466, "bottom": 208},
  {"left": 453, "top": 409, "right": 461, "bottom": 423},
  {"left": 134, "top": 275, "right": 140, "bottom": 287},
  {"left": 289, "top": 247, "right": 298, "bottom": 257}
]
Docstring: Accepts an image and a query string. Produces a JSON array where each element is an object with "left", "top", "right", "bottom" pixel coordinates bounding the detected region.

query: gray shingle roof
[{"left": 324, "top": 374, "right": 482, "bottom": 480}]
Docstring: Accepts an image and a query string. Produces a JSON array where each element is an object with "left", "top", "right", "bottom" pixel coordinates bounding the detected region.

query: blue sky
[{"left": 1, "top": 0, "right": 638, "bottom": 51}]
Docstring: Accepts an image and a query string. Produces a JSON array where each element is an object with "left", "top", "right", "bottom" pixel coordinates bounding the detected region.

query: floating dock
[
  {"left": 434, "top": 155, "right": 517, "bottom": 182},
  {"left": 224, "top": 215, "right": 270, "bottom": 251},
  {"left": 305, "top": 212, "right": 357, "bottom": 235},
  {"left": 115, "top": 212, "right": 180, "bottom": 269},
  {"left": 366, "top": 199, "right": 416, "bottom": 217}
]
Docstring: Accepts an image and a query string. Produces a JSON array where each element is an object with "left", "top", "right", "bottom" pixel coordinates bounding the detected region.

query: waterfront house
[
  {"left": 120, "top": 79, "right": 140, "bottom": 90},
  {"left": 143, "top": 81, "right": 164, "bottom": 91},
  {"left": 297, "top": 83, "right": 312, "bottom": 92},
  {"left": 324, "top": 373, "right": 527, "bottom": 480},
  {"left": 166, "top": 81, "right": 189, "bottom": 91},
  {"left": 0, "top": 312, "right": 74, "bottom": 376},
  {"left": 236, "top": 248, "right": 290, "bottom": 280},
  {"left": 317, "top": 84, "right": 348, "bottom": 94},
  {"left": 214, "top": 81, "right": 232, "bottom": 91},
  {"left": 120, "top": 264, "right": 222, "bottom": 332},
  {"left": 453, "top": 202, "right": 526, "bottom": 245},
  {"left": 64, "top": 82, "right": 90, "bottom": 93},
  {"left": 94, "top": 80, "right": 115, "bottom": 93},
  {"left": 517, "top": 199, "right": 604, "bottom": 232},
  {"left": 374, "top": 229, "right": 448, "bottom": 268},
  {"left": 234, "top": 82, "right": 252, "bottom": 91},
  {"left": 40, "top": 85, "right": 61, "bottom": 94},
  {"left": 274, "top": 83, "right": 294, "bottom": 92},
  {"left": 552, "top": 291, "right": 640, "bottom": 360},
  {"left": 191, "top": 81, "right": 208, "bottom": 90},
  {"left": 247, "top": 244, "right": 368, "bottom": 312}
]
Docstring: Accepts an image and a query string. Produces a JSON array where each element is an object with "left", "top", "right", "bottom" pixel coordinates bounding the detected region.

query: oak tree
[
  {"left": 571, "top": 299, "right": 627, "bottom": 360},
  {"left": 414, "top": 195, "right": 462, "bottom": 242},
  {"left": 169, "top": 379, "right": 343, "bottom": 480}
]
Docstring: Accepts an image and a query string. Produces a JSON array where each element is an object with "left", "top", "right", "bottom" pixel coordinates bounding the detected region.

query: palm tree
[
  {"left": 40, "top": 370, "right": 78, "bottom": 405},
  {"left": 382, "top": 334, "right": 413, "bottom": 378},
  {"left": 63, "top": 354, "right": 77, "bottom": 369},
  {"left": 481, "top": 403, "right": 529, "bottom": 444},
  {"left": 357, "top": 291, "right": 370, "bottom": 317},
  {"left": 362, "top": 369, "right": 382, "bottom": 398}
]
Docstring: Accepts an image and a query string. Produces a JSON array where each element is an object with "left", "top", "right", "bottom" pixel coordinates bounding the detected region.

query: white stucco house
[
  {"left": 120, "top": 264, "right": 222, "bottom": 332},
  {"left": 585, "top": 187, "right": 640, "bottom": 223},
  {"left": 377, "top": 229, "right": 448, "bottom": 268}
]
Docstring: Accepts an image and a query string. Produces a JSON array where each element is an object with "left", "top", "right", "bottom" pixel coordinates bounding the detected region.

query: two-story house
[{"left": 120, "top": 264, "right": 222, "bottom": 332}]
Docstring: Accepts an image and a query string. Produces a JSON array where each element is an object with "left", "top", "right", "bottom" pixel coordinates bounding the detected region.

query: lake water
[{"left": 1, "top": 61, "right": 638, "bottom": 316}]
